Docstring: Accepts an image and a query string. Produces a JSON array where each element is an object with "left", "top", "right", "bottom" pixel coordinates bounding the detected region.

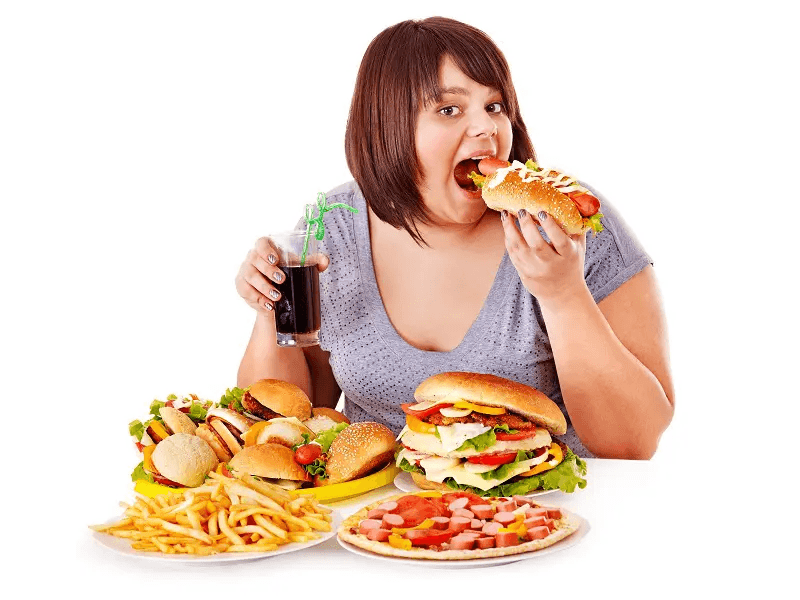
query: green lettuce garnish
[
  {"left": 219, "top": 387, "right": 247, "bottom": 413},
  {"left": 305, "top": 458, "right": 328, "bottom": 479},
  {"left": 131, "top": 461, "right": 154, "bottom": 483},
  {"left": 314, "top": 422, "right": 348, "bottom": 453},
  {"left": 129, "top": 420, "right": 145, "bottom": 441},
  {"left": 148, "top": 399, "right": 166, "bottom": 420},
  {"left": 524, "top": 159, "right": 543, "bottom": 172},
  {"left": 453, "top": 424, "right": 517, "bottom": 452},
  {"left": 398, "top": 457, "right": 425, "bottom": 475},
  {"left": 586, "top": 212, "right": 604, "bottom": 235}
]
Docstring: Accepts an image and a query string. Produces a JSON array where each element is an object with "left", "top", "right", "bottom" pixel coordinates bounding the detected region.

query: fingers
[
  {"left": 514, "top": 210, "right": 554, "bottom": 256},
  {"left": 237, "top": 239, "right": 288, "bottom": 313},
  {"left": 315, "top": 253, "right": 330, "bottom": 273}
]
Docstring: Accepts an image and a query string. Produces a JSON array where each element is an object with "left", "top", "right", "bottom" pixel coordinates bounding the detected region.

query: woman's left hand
[{"left": 501, "top": 209, "right": 588, "bottom": 307}]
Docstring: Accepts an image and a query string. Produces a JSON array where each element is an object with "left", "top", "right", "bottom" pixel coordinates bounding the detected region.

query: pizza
[{"left": 337, "top": 491, "right": 579, "bottom": 560}]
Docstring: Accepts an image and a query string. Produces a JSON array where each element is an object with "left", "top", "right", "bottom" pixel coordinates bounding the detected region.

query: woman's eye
[
  {"left": 487, "top": 102, "right": 505, "bottom": 114},
  {"left": 438, "top": 105, "right": 461, "bottom": 117}
]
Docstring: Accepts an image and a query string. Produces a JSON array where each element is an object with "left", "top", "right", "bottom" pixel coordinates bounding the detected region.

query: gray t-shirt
[{"left": 307, "top": 181, "right": 652, "bottom": 458}]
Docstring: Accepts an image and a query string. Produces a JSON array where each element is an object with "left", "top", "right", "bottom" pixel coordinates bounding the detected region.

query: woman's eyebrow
[{"left": 437, "top": 86, "right": 470, "bottom": 96}]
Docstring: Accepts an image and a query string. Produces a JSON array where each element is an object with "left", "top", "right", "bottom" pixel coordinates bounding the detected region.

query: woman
[{"left": 235, "top": 17, "right": 674, "bottom": 459}]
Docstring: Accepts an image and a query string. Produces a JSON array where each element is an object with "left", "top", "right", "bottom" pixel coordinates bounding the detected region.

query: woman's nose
[{"left": 466, "top": 109, "right": 498, "bottom": 138}]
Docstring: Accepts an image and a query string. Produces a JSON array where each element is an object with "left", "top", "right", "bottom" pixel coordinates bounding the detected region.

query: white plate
[
  {"left": 337, "top": 511, "right": 589, "bottom": 568},
  {"left": 393, "top": 471, "right": 556, "bottom": 497},
  {"left": 91, "top": 510, "right": 341, "bottom": 563}
]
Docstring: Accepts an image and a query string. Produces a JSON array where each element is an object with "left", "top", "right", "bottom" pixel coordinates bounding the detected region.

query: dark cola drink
[{"left": 275, "top": 264, "right": 321, "bottom": 346}]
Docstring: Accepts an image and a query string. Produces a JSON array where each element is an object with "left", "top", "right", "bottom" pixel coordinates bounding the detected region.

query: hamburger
[
  {"left": 141, "top": 432, "right": 219, "bottom": 488},
  {"left": 317, "top": 421, "right": 396, "bottom": 485},
  {"left": 129, "top": 395, "right": 212, "bottom": 450},
  {"left": 461, "top": 158, "right": 604, "bottom": 235},
  {"left": 228, "top": 443, "right": 311, "bottom": 490},
  {"left": 222, "top": 379, "right": 312, "bottom": 421},
  {"left": 396, "top": 372, "right": 587, "bottom": 497}
]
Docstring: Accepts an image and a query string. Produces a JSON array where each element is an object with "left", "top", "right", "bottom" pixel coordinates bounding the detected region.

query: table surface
[{"left": 77, "top": 457, "right": 790, "bottom": 596}]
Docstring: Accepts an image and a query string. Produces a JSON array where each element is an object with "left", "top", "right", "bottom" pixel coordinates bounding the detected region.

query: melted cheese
[
  {"left": 436, "top": 423, "right": 491, "bottom": 453},
  {"left": 423, "top": 457, "right": 543, "bottom": 491},
  {"left": 400, "top": 428, "right": 552, "bottom": 458}
]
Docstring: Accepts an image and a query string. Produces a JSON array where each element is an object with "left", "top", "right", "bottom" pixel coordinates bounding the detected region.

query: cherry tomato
[
  {"left": 495, "top": 429, "right": 539, "bottom": 441},
  {"left": 294, "top": 443, "right": 323, "bottom": 465},
  {"left": 220, "top": 463, "right": 233, "bottom": 478},
  {"left": 465, "top": 452, "right": 518, "bottom": 466}
]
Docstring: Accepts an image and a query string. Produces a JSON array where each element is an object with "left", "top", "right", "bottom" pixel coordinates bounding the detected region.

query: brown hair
[{"left": 345, "top": 17, "right": 535, "bottom": 246}]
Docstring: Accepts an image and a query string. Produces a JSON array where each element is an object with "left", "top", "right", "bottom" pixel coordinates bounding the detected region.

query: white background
[{"left": 1, "top": 0, "right": 796, "bottom": 595}]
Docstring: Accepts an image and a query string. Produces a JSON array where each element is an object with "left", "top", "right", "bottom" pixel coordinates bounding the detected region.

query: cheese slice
[
  {"left": 436, "top": 423, "right": 491, "bottom": 453},
  {"left": 423, "top": 457, "right": 542, "bottom": 492}
]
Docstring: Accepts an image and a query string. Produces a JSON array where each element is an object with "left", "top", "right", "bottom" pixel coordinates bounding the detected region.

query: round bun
[
  {"left": 196, "top": 423, "right": 233, "bottom": 462},
  {"left": 229, "top": 443, "right": 310, "bottom": 482},
  {"left": 482, "top": 169, "right": 587, "bottom": 235},
  {"left": 414, "top": 372, "right": 567, "bottom": 436},
  {"left": 324, "top": 422, "right": 396, "bottom": 485},
  {"left": 248, "top": 379, "right": 312, "bottom": 419},
  {"left": 151, "top": 433, "right": 218, "bottom": 487},
  {"left": 410, "top": 471, "right": 451, "bottom": 492},
  {"left": 159, "top": 406, "right": 197, "bottom": 435},
  {"left": 303, "top": 407, "right": 350, "bottom": 435},
  {"left": 311, "top": 407, "right": 350, "bottom": 424}
]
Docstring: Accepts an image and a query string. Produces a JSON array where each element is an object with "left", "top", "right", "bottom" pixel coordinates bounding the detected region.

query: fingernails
[
  {"left": 265, "top": 302, "right": 274, "bottom": 311},
  {"left": 268, "top": 254, "right": 277, "bottom": 265},
  {"left": 501, "top": 210, "right": 508, "bottom": 222},
  {"left": 538, "top": 211, "right": 547, "bottom": 221},
  {"left": 269, "top": 289, "right": 280, "bottom": 300},
  {"left": 518, "top": 209, "right": 527, "bottom": 219},
  {"left": 273, "top": 271, "right": 284, "bottom": 283}
]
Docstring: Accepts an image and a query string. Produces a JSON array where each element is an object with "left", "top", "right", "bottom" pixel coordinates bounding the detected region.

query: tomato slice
[
  {"left": 405, "top": 530, "right": 454, "bottom": 546},
  {"left": 400, "top": 402, "right": 453, "bottom": 419},
  {"left": 465, "top": 452, "right": 518, "bottom": 466},
  {"left": 495, "top": 429, "right": 539, "bottom": 441}
]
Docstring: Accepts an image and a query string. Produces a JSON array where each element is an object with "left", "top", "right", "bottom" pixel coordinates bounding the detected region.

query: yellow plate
[
  {"left": 133, "top": 463, "right": 401, "bottom": 501},
  {"left": 134, "top": 479, "right": 186, "bottom": 497},
  {"left": 291, "top": 463, "right": 401, "bottom": 503}
]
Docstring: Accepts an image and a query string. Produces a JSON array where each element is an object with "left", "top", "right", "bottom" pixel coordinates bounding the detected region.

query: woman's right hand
[
  {"left": 235, "top": 237, "right": 330, "bottom": 313},
  {"left": 235, "top": 237, "right": 286, "bottom": 313}
]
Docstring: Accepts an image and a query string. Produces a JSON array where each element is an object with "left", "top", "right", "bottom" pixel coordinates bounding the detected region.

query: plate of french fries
[{"left": 90, "top": 472, "right": 340, "bottom": 561}]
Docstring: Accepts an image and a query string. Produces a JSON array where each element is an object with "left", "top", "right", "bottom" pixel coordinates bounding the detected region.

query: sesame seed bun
[
  {"left": 414, "top": 372, "right": 567, "bottom": 436},
  {"left": 481, "top": 168, "right": 589, "bottom": 235},
  {"left": 323, "top": 422, "right": 396, "bottom": 485},
  {"left": 228, "top": 443, "right": 310, "bottom": 483},
  {"left": 151, "top": 433, "right": 218, "bottom": 487},
  {"left": 247, "top": 379, "right": 312, "bottom": 420},
  {"left": 159, "top": 406, "right": 197, "bottom": 435}
]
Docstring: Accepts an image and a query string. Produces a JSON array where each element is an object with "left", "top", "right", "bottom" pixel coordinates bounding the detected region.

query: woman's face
[{"left": 415, "top": 56, "right": 513, "bottom": 226}]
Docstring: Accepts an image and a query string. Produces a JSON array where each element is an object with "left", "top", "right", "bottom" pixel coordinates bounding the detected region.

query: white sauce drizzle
[{"left": 487, "top": 160, "right": 593, "bottom": 196}]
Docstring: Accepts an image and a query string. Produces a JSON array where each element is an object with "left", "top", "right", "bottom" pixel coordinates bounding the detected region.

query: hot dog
[{"left": 467, "top": 158, "right": 604, "bottom": 235}]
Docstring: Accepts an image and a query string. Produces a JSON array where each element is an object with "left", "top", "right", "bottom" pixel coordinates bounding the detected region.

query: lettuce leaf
[
  {"left": 187, "top": 401, "right": 209, "bottom": 423},
  {"left": 443, "top": 449, "right": 588, "bottom": 497},
  {"left": 314, "top": 422, "right": 348, "bottom": 453},
  {"left": 456, "top": 428, "right": 496, "bottom": 452},
  {"left": 305, "top": 458, "right": 328, "bottom": 479},
  {"left": 148, "top": 399, "right": 165, "bottom": 421},
  {"left": 219, "top": 387, "right": 246, "bottom": 413},
  {"left": 131, "top": 461, "right": 154, "bottom": 483},
  {"left": 398, "top": 457, "right": 425, "bottom": 475},
  {"left": 478, "top": 450, "right": 539, "bottom": 481},
  {"left": 129, "top": 420, "right": 145, "bottom": 441},
  {"left": 524, "top": 159, "right": 543, "bottom": 172},
  {"left": 586, "top": 213, "right": 604, "bottom": 235}
]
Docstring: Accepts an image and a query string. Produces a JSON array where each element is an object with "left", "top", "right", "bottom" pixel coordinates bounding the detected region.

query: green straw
[{"left": 301, "top": 192, "right": 359, "bottom": 266}]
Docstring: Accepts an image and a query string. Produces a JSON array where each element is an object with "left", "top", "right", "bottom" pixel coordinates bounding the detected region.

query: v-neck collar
[{"left": 351, "top": 187, "right": 513, "bottom": 359}]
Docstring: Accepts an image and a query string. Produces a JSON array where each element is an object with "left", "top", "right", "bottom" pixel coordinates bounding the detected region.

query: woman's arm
[
  {"left": 539, "top": 266, "right": 674, "bottom": 459},
  {"left": 502, "top": 210, "right": 673, "bottom": 459}
]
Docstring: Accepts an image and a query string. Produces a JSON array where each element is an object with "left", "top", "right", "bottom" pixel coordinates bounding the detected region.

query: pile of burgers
[{"left": 129, "top": 379, "right": 396, "bottom": 491}]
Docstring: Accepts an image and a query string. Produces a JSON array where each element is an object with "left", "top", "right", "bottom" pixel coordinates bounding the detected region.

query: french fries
[{"left": 90, "top": 473, "right": 333, "bottom": 555}]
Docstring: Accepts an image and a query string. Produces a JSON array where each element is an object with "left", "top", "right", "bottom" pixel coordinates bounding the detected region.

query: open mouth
[{"left": 454, "top": 158, "right": 481, "bottom": 191}]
